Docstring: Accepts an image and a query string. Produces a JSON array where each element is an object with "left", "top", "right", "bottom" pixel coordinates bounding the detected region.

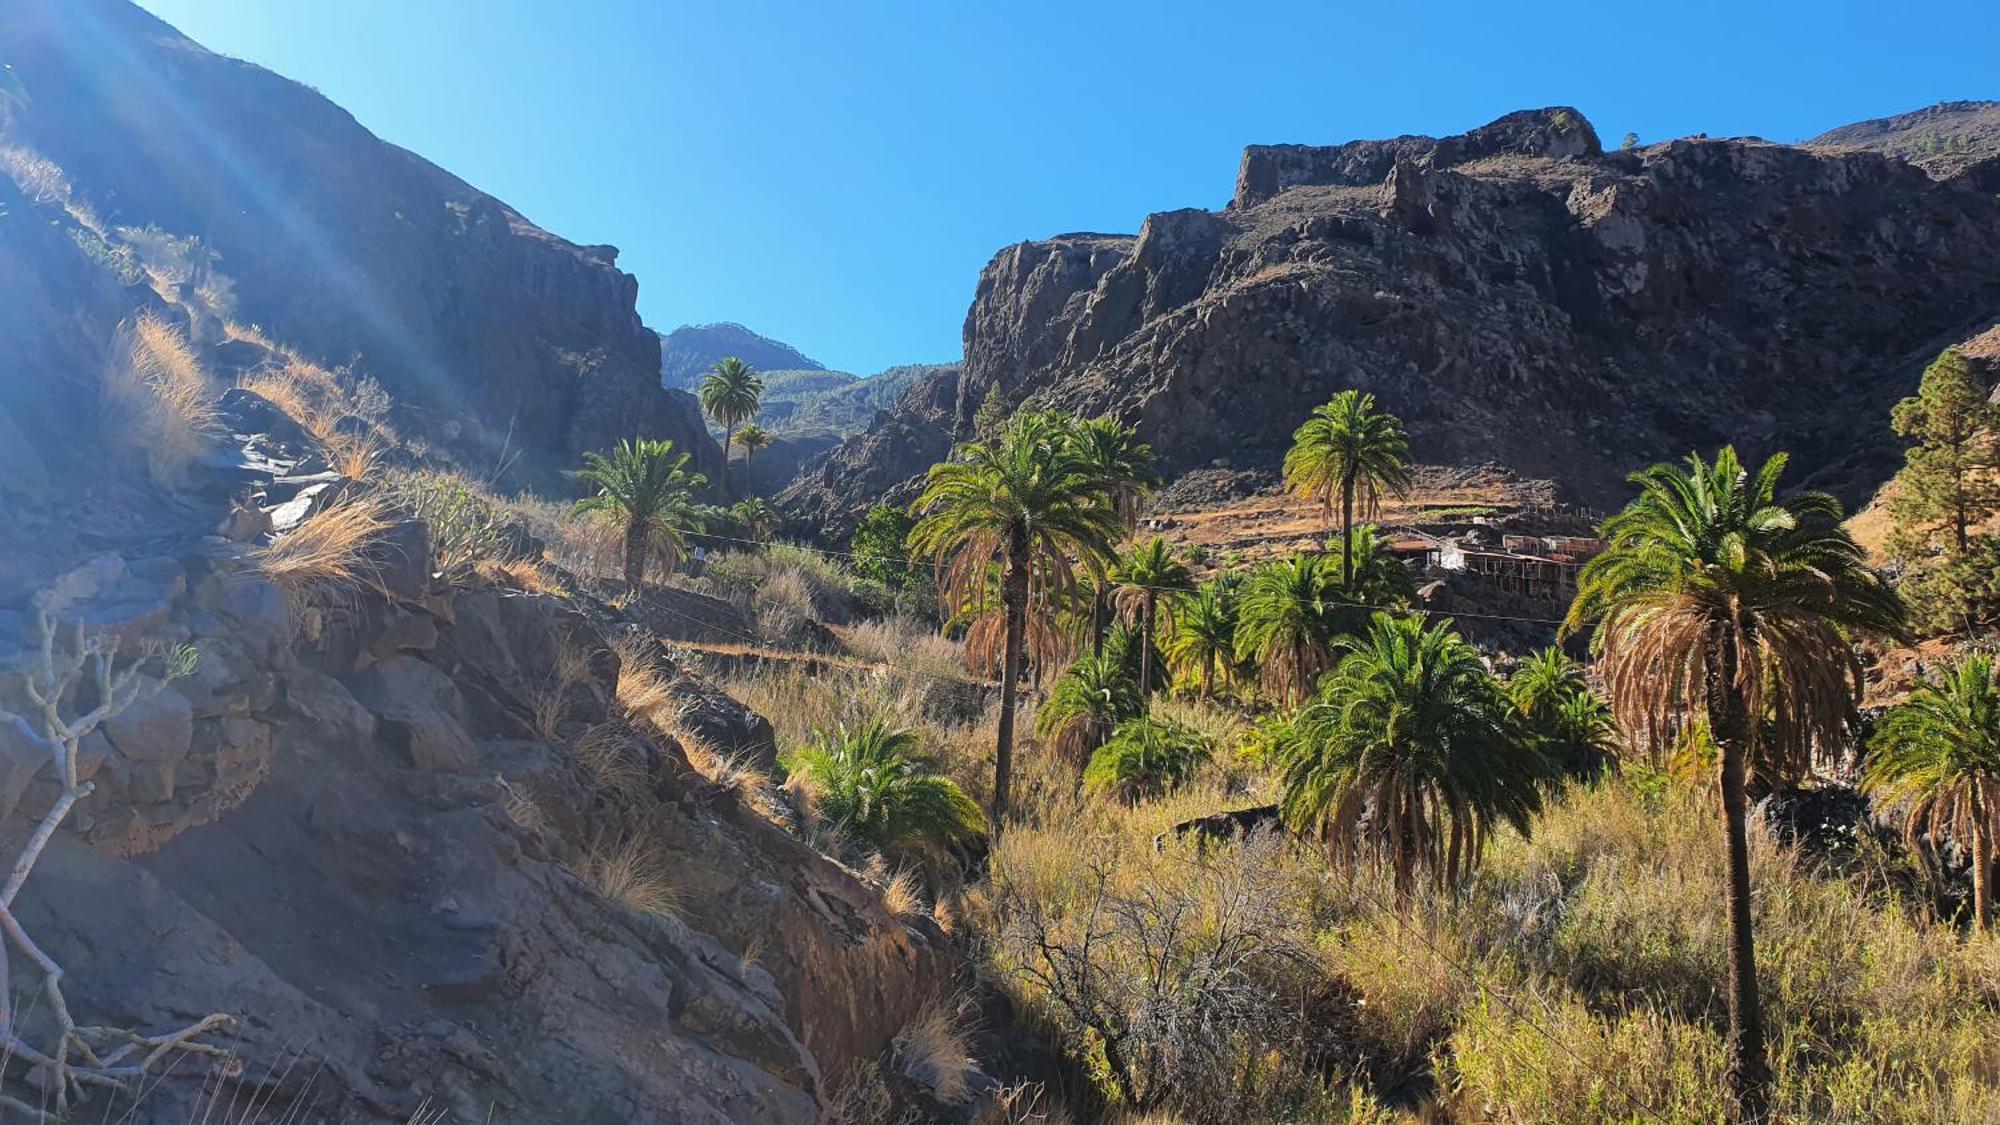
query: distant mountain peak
[{"left": 657, "top": 322, "right": 825, "bottom": 390}]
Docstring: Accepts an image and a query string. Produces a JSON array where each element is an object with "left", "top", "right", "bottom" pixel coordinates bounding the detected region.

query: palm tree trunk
[
  {"left": 1340, "top": 476, "right": 1356, "bottom": 588},
  {"left": 719, "top": 425, "right": 735, "bottom": 498},
  {"left": 1202, "top": 651, "right": 1214, "bottom": 700},
  {"left": 1092, "top": 586, "right": 1107, "bottom": 659},
  {"left": 743, "top": 445, "right": 756, "bottom": 494},
  {"left": 622, "top": 518, "right": 649, "bottom": 591},
  {"left": 1711, "top": 649, "right": 1772, "bottom": 1122},
  {"left": 992, "top": 527, "right": 1032, "bottom": 829},
  {"left": 1971, "top": 781, "right": 1991, "bottom": 932}
]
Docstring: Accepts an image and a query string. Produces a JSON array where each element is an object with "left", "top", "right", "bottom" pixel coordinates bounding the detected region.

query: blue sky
[{"left": 138, "top": 1, "right": 1997, "bottom": 374}]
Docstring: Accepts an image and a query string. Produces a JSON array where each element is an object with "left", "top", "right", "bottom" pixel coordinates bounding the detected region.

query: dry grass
[
  {"left": 102, "top": 312, "right": 218, "bottom": 485},
  {"left": 893, "top": 1001, "right": 975, "bottom": 1105},
  {"left": 578, "top": 830, "right": 683, "bottom": 918},
  {"left": 238, "top": 358, "right": 347, "bottom": 440},
  {"left": 0, "top": 143, "right": 70, "bottom": 204},
  {"left": 324, "top": 431, "right": 383, "bottom": 481},
  {"left": 569, "top": 722, "right": 648, "bottom": 799},
  {"left": 882, "top": 866, "right": 926, "bottom": 918},
  {"left": 254, "top": 494, "right": 393, "bottom": 618},
  {"left": 612, "top": 635, "right": 680, "bottom": 729},
  {"left": 473, "top": 557, "right": 568, "bottom": 597}
]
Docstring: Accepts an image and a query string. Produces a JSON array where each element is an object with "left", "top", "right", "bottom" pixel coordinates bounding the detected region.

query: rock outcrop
[
  {"left": 1810, "top": 100, "right": 2000, "bottom": 181},
  {"left": 793, "top": 106, "right": 2000, "bottom": 536},
  {"left": 0, "top": 442, "right": 958, "bottom": 1121},
  {"left": 0, "top": 0, "right": 719, "bottom": 485}
]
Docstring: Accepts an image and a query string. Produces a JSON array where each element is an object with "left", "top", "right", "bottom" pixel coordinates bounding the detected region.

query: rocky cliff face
[
  {"left": 0, "top": 407, "right": 957, "bottom": 1121},
  {"left": 1811, "top": 100, "right": 2000, "bottom": 180},
  {"left": 0, "top": 0, "right": 717, "bottom": 484},
  {"left": 791, "top": 106, "right": 2000, "bottom": 535}
]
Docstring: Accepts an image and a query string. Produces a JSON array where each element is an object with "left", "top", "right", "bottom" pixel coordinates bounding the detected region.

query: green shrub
[
  {"left": 1083, "top": 715, "right": 1213, "bottom": 802},
  {"left": 386, "top": 469, "right": 513, "bottom": 581}
]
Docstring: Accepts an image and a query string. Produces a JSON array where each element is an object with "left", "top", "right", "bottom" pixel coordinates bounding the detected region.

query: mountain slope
[
  {"left": 1810, "top": 100, "right": 2000, "bottom": 178},
  {"left": 0, "top": 0, "right": 716, "bottom": 483},
  {"left": 659, "top": 322, "right": 825, "bottom": 391},
  {"left": 786, "top": 106, "right": 2000, "bottom": 535}
]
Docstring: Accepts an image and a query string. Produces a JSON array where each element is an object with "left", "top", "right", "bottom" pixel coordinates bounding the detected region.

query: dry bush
[
  {"left": 238, "top": 357, "right": 347, "bottom": 441},
  {"left": 474, "top": 557, "right": 567, "bottom": 597},
  {"left": 504, "top": 494, "right": 625, "bottom": 583},
  {"left": 893, "top": 1000, "right": 976, "bottom": 1105},
  {"left": 0, "top": 143, "right": 69, "bottom": 203},
  {"left": 752, "top": 565, "right": 822, "bottom": 648},
  {"left": 254, "top": 494, "right": 393, "bottom": 618},
  {"left": 578, "top": 829, "right": 682, "bottom": 918},
  {"left": 325, "top": 431, "right": 383, "bottom": 481},
  {"left": 102, "top": 312, "right": 218, "bottom": 484}
]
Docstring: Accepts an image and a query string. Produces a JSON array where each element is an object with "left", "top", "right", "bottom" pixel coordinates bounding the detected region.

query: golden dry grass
[
  {"left": 253, "top": 494, "right": 392, "bottom": 617},
  {"left": 893, "top": 1001, "right": 974, "bottom": 1105},
  {"left": 612, "top": 635, "right": 680, "bottom": 728},
  {"left": 569, "top": 722, "right": 648, "bottom": 798},
  {"left": 578, "top": 830, "right": 683, "bottom": 918},
  {"left": 102, "top": 312, "right": 218, "bottom": 485},
  {"left": 881, "top": 867, "right": 925, "bottom": 918}
]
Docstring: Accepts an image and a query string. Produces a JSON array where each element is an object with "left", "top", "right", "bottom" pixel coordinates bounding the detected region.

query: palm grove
[{"left": 561, "top": 351, "right": 2000, "bottom": 1121}]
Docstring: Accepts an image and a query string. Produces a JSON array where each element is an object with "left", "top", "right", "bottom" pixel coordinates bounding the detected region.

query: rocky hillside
[
  {"left": 660, "top": 322, "right": 826, "bottom": 391},
  {"left": 0, "top": 0, "right": 716, "bottom": 485},
  {"left": 786, "top": 106, "right": 2000, "bottom": 536},
  {"left": 1811, "top": 100, "right": 2000, "bottom": 177}
]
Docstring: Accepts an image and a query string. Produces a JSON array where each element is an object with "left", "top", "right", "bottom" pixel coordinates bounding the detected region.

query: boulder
[
  {"left": 347, "top": 656, "right": 476, "bottom": 772},
  {"left": 101, "top": 679, "right": 194, "bottom": 766}
]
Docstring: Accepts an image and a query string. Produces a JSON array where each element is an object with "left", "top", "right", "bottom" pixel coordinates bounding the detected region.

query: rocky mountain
[
  {"left": 1811, "top": 100, "right": 2000, "bottom": 177},
  {"left": 659, "top": 322, "right": 825, "bottom": 391},
  {"left": 0, "top": 0, "right": 717, "bottom": 486},
  {"left": 785, "top": 106, "right": 2000, "bottom": 536}
]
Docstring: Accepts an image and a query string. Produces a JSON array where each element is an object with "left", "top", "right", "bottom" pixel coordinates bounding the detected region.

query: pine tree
[{"left": 1889, "top": 348, "right": 1997, "bottom": 558}]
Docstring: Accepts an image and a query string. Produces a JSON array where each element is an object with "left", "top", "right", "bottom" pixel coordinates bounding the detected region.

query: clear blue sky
[{"left": 137, "top": 0, "right": 1997, "bottom": 375}]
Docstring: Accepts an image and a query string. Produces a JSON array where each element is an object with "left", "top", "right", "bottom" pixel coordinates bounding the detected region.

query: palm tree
[
  {"left": 1166, "top": 578, "right": 1240, "bottom": 699},
  {"left": 1282, "top": 613, "right": 1548, "bottom": 899},
  {"left": 572, "top": 438, "right": 708, "bottom": 589},
  {"left": 783, "top": 719, "right": 985, "bottom": 864},
  {"left": 1508, "top": 647, "right": 1621, "bottom": 780},
  {"left": 1565, "top": 446, "right": 1905, "bottom": 1119},
  {"left": 1111, "top": 537, "right": 1193, "bottom": 696},
  {"left": 1084, "top": 716, "right": 1214, "bottom": 803},
  {"left": 1235, "top": 554, "right": 1360, "bottom": 708},
  {"left": 1071, "top": 417, "right": 1159, "bottom": 652},
  {"left": 1284, "top": 391, "right": 1412, "bottom": 586},
  {"left": 735, "top": 422, "right": 774, "bottom": 489},
  {"left": 909, "top": 410, "right": 1126, "bottom": 823},
  {"left": 1036, "top": 650, "right": 1143, "bottom": 765},
  {"left": 729, "top": 497, "right": 778, "bottom": 543},
  {"left": 698, "top": 357, "right": 763, "bottom": 497},
  {"left": 1865, "top": 653, "right": 2000, "bottom": 931}
]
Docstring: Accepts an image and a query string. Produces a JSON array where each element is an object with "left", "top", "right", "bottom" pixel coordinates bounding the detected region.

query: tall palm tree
[
  {"left": 572, "top": 438, "right": 708, "bottom": 589},
  {"left": 1111, "top": 537, "right": 1194, "bottom": 696},
  {"left": 1284, "top": 391, "right": 1412, "bottom": 586},
  {"left": 909, "top": 410, "right": 1126, "bottom": 824},
  {"left": 1282, "top": 613, "right": 1548, "bottom": 900},
  {"left": 1507, "top": 647, "right": 1621, "bottom": 780},
  {"left": 1566, "top": 446, "right": 1905, "bottom": 1119},
  {"left": 1865, "top": 653, "right": 2000, "bottom": 931},
  {"left": 698, "top": 357, "right": 763, "bottom": 498},
  {"left": 1071, "top": 417, "right": 1159, "bottom": 653},
  {"left": 1166, "top": 578, "right": 1240, "bottom": 699},
  {"left": 1036, "top": 649, "right": 1143, "bottom": 765},
  {"left": 729, "top": 497, "right": 778, "bottom": 544},
  {"left": 783, "top": 719, "right": 985, "bottom": 865},
  {"left": 735, "top": 422, "right": 774, "bottom": 489}
]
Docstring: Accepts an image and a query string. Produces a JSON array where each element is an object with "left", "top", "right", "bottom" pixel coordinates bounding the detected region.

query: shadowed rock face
[
  {"left": 794, "top": 106, "right": 2000, "bottom": 536},
  {"left": 0, "top": 0, "right": 718, "bottom": 484}
]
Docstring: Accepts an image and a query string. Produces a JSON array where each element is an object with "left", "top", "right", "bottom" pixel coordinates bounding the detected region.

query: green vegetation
[
  {"left": 698, "top": 355, "right": 764, "bottom": 497},
  {"left": 849, "top": 502, "right": 919, "bottom": 588},
  {"left": 1867, "top": 653, "right": 2000, "bottom": 930},
  {"left": 1109, "top": 536, "right": 1191, "bottom": 697},
  {"left": 1888, "top": 348, "right": 2000, "bottom": 633},
  {"left": 908, "top": 410, "right": 1130, "bottom": 823},
  {"left": 1283, "top": 389, "right": 1411, "bottom": 586},
  {"left": 1036, "top": 648, "right": 1143, "bottom": 765},
  {"left": 571, "top": 437, "right": 708, "bottom": 589},
  {"left": 1164, "top": 577, "right": 1240, "bottom": 699},
  {"left": 1508, "top": 646, "right": 1620, "bottom": 779},
  {"left": 734, "top": 421, "right": 772, "bottom": 483},
  {"left": 1082, "top": 715, "right": 1213, "bottom": 802},
  {"left": 1282, "top": 613, "right": 1547, "bottom": 899},
  {"left": 782, "top": 719, "right": 985, "bottom": 864},
  {"left": 1568, "top": 445, "right": 1905, "bottom": 1119}
]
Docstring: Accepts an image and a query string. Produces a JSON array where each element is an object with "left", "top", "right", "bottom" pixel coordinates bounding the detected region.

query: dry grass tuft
[
  {"left": 893, "top": 1001, "right": 975, "bottom": 1105},
  {"left": 254, "top": 494, "right": 393, "bottom": 617},
  {"left": 569, "top": 722, "right": 649, "bottom": 799},
  {"left": 578, "top": 830, "right": 683, "bottom": 918},
  {"left": 474, "top": 557, "right": 568, "bottom": 598},
  {"left": 324, "top": 430, "right": 383, "bottom": 481},
  {"left": 102, "top": 312, "right": 218, "bottom": 485},
  {"left": 612, "top": 635, "right": 680, "bottom": 728},
  {"left": 882, "top": 866, "right": 925, "bottom": 918}
]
